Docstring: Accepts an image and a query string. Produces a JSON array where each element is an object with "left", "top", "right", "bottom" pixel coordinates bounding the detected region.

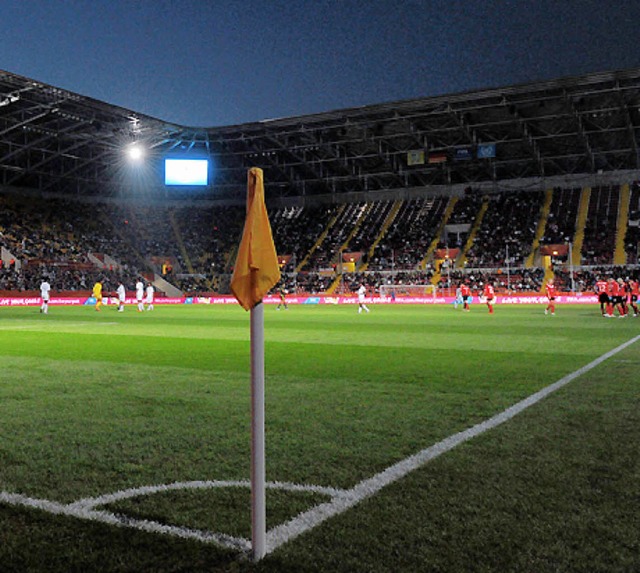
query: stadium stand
[
  {"left": 301, "top": 202, "right": 365, "bottom": 273},
  {"left": 542, "top": 187, "right": 582, "bottom": 246},
  {"left": 366, "top": 196, "right": 448, "bottom": 271},
  {"left": 270, "top": 204, "right": 336, "bottom": 272},
  {"left": 2, "top": 185, "right": 640, "bottom": 296},
  {"left": 581, "top": 185, "right": 619, "bottom": 265},
  {"left": 465, "top": 191, "right": 543, "bottom": 268},
  {"left": 624, "top": 182, "right": 640, "bottom": 264}
]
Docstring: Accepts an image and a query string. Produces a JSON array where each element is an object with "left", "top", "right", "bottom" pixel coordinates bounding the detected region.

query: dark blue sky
[{"left": 2, "top": 0, "right": 639, "bottom": 127}]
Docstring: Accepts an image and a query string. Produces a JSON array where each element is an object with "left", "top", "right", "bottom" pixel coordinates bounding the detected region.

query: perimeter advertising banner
[{"left": 0, "top": 294, "right": 600, "bottom": 307}]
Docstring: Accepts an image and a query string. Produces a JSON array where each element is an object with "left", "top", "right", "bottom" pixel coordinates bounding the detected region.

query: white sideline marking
[
  {"left": 264, "top": 334, "right": 640, "bottom": 552},
  {"left": 1, "top": 335, "right": 638, "bottom": 556}
]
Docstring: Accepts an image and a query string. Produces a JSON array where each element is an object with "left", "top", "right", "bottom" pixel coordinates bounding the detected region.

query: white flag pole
[{"left": 250, "top": 301, "right": 267, "bottom": 560}]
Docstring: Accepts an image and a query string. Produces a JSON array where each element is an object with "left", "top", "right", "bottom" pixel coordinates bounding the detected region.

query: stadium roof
[{"left": 1, "top": 67, "right": 640, "bottom": 201}]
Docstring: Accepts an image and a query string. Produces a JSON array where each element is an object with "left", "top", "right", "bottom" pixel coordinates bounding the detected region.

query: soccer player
[
  {"left": 116, "top": 281, "right": 126, "bottom": 312},
  {"left": 460, "top": 283, "right": 471, "bottom": 311},
  {"left": 357, "top": 284, "right": 370, "bottom": 314},
  {"left": 136, "top": 279, "right": 145, "bottom": 312},
  {"left": 595, "top": 276, "right": 609, "bottom": 316},
  {"left": 40, "top": 278, "right": 51, "bottom": 314},
  {"left": 617, "top": 278, "right": 629, "bottom": 317},
  {"left": 483, "top": 282, "right": 495, "bottom": 314},
  {"left": 92, "top": 280, "right": 103, "bottom": 312},
  {"left": 454, "top": 285, "right": 463, "bottom": 309},
  {"left": 544, "top": 279, "right": 556, "bottom": 315},
  {"left": 145, "top": 282, "right": 154, "bottom": 311},
  {"left": 276, "top": 286, "right": 288, "bottom": 310},
  {"left": 606, "top": 277, "right": 624, "bottom": 317},
  {"left": 605, "top": 277, "right": 615, "bottom": 317},
  {"left": 628, "top": 277, "right": 639, "bottom": 317}
]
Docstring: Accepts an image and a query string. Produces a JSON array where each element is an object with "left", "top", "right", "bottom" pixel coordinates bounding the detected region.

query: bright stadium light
[{"left": 127, "top": 144, "right": 144, "bottom": 161}]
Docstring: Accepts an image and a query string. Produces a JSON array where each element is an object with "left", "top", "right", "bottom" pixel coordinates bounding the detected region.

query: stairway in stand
[
  {"left": 425, "top": 196, "right": 458, "bottom": 285},
  {"left": 168, "top": 209, "right": 194, "bottom": 274},
  {"left": 295, "top": 204, "right": 345, "bottom": 273},
  {"left": 525, "top": 188, "right": 553, "bottom": 268},
  {"left": 571, "top": 187, "right": 591, "bottom": 266},
  {"left": 456, "top": 197, "right": 490, "bottom": 268},
  {"left": 358, "top": 200, "right": 403, "bottom": 272},
  {"left": 613, "top": 183, "right": 631, "bottom": 265}
]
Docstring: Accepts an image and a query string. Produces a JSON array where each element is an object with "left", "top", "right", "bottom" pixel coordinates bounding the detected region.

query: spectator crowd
[{"left": 1, "top": 183, "right": 639, "bottom": 296}]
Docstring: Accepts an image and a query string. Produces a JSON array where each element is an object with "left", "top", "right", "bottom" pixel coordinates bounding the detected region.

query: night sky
[{"left": 2, "top": 0, "right": 639, "bottom": 127}]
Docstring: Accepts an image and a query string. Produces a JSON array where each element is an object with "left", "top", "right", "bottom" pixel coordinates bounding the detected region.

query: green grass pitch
[{"left": 0, "top": 303, "right": 638, "bottom": 572}]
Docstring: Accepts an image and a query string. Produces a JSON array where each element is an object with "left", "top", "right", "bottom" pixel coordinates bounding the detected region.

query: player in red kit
[
  {"left": 544, "top": 279, "right": 556, "bottom": 315},
  {"left": 628, "top": 277, "right": 639, "bottom": 317},
  {"left": 483, "top": 282, "right": 495, "bottom": 314},
  {"left": 606, "top": 277, "right": 626, "bottom": 317},
  {"left": 617, "top": 278, "right": 629, "bottom": 317},
  {"left": 461, "top": 283, "right": 471, "bottom": 311},
  {"left": 595, "top": 277, "right": 608, "bottom": 316},
  {"left": 605, "top": 278, "right": 616, "bottom": 317}
]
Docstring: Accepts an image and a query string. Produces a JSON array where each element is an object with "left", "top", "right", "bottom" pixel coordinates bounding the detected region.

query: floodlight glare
[{"left": 127, "top": 144, "right": 144, "bottom": 161}]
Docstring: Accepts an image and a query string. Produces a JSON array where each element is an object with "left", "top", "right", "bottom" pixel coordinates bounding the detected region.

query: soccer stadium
[{"left": 1, "top": 66, "right": 639, "bottom": 571}]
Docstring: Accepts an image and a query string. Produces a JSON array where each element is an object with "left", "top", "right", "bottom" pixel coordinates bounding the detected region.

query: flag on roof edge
[{"left": 230, "top": 168, "right": 281, "bottom": 310}]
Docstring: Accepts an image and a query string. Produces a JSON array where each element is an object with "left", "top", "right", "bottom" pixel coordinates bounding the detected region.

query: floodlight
[{"left": 127, "top": 144, "right": 144, "bottom": 161}]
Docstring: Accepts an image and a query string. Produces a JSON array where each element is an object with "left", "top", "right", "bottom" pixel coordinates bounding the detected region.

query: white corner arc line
[
  {"left": 0, "top": 490, "right": 251, "bottom": 552},
  {"left": 265, "top": 334, "right": 640, "bottom": 553},
  {"left": 69, "top": 480, "right": 346, "bottom": 512},
  {"left": 0, "top": 480, "right": 347, "bottom": 555}
]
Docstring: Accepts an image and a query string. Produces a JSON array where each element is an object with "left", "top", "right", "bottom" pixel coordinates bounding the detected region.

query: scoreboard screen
[{"left": 164, "top": 159, "right": 209, "bottom": 186}]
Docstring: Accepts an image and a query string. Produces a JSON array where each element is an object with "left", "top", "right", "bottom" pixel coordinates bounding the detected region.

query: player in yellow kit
[{"left": 92, "top": 280, "right": 103, "bottom": 312}]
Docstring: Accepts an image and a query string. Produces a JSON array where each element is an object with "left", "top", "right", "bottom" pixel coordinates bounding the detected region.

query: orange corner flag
[{"left": 230, "top": 168, "right": 281, "bottom": 311}]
